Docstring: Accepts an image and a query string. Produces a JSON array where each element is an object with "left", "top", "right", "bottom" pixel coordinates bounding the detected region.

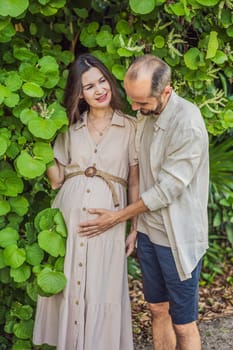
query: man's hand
[
  {"left": 78, "top": 208, "right": 119, "bottom": 238},
  {"left": 125, "top": 230, "right": 137, "bottom": 257}
]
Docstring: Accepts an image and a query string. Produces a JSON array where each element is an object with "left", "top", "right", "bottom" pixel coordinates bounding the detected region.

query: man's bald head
[{"left": 125, "top": 55, "right": 171, "bottom": 97}]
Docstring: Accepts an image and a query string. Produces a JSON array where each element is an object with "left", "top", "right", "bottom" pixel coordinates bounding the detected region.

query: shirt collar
[{"left": 74, "top": 110, "right": 125, "bottom": 130}]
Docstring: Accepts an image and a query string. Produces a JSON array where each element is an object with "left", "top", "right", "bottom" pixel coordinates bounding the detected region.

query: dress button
[
  {"left": 82, "top": 207, "right": 86, "bottom": 211},
  {"left": 79, "top": 262, "right": 83, "bottom": 267},
  {"left": 75, "top": 300, "right": 79, "bottom": 305},
  {"left": 94, "top": 149, "right": 97, "bottom": 153},
  {"left": 86, "top": 189, "right": 90, "bottom": 193},
  {"left": 80, "top": 242, "right": 84, "bottom": 247},
  {"left": 77, "top": 281, "right": 81, "bottom": 285}
]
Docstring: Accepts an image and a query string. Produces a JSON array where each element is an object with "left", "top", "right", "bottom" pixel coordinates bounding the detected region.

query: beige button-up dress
[{"left": 33, "top": 111, "right": 137, "bottom": 350}]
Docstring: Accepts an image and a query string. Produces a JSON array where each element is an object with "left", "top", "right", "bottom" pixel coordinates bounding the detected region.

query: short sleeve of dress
[
  {"left": 127, "top": 117, "right": 138, "bottom": 167},
  {"left": 53, "top": 131, "right": 70, "bottom": 166}
]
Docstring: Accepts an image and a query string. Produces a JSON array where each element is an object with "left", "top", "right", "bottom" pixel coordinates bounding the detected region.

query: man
[{"left": 79, "top": 55, "right": 209, "bottom": 350}]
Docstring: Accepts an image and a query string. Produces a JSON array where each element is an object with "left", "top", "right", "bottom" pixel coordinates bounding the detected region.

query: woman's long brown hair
[{"left": 63, "top": 53, "right": 124, "bottom": 125}]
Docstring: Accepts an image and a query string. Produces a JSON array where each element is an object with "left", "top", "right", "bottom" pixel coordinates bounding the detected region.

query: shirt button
[
  {"left": 80, "top": 242, "right": 84, "bottom": 247},
  {"left": 77, "top": 281, "right": 81, "bottom": 285},
  {"left": 93, "top": 163, "right": 96, "bottom": 167},
  {"left": 82, "top": 207, "right": 86, "bottom": 211},
  {"left": 79, "top": 262, "right": 83, "bottom": 267},
  {"left": 75, "top": 300, "right": 79, "bottom": 305},
  {"left": 94, "top": 149, "right": 97, "bottom": 153},
  {"left": 86, "top": 189, "right": 91, "bottom": 193}
]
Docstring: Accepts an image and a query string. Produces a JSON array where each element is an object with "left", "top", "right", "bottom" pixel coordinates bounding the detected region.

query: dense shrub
[{"left": 0, "top": 0, "right": 233, "bottom": 348}]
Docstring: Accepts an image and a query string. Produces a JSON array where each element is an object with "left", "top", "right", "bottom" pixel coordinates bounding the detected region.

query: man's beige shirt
[{"left": 136, "top": 91, "right": 209, "bottom": 281}]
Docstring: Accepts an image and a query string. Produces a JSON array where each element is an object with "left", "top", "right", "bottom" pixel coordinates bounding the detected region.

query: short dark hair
[{"left": 64, "top": 53, "right": 123, "bottom": 125}]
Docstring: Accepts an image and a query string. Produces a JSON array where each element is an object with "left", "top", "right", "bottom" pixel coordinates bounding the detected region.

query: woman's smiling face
[{"left": 81, "top": 67, "right": 112, "bottom": 109}]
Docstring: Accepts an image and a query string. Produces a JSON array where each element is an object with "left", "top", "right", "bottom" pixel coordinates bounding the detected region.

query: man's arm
[{"left": 78, "top": 199, "right": 148, "bottom": 237}]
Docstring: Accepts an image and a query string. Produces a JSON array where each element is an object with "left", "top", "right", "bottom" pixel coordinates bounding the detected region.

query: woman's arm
[
  {"left": 46, "top": 159, "right": 65, "bottom": 190},
  {"left": 125, "top": 164, "right": 139, "bottom": 257}
]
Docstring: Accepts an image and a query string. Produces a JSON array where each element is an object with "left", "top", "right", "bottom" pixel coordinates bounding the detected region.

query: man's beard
[{"left": 140, "top": 98, "right": 163, "bottom": 116}]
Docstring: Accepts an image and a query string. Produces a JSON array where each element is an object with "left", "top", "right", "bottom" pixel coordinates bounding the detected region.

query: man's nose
[{"left": 131, "top": 102, "right": 140, "bottom": 111}]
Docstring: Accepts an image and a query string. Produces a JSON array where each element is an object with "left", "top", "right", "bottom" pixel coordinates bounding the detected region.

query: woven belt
[{"left": 64, "top": 166, "right": 127, "bottom": 207}]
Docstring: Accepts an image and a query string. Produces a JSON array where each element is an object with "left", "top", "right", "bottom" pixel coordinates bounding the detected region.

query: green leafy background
[{"left": 0, "top": 0, "right": 233, "bottom": 348}]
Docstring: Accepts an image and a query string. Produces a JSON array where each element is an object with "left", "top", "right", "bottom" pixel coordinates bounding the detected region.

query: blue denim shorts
[{"left": 137, "top": 232, "right": 202, "bottom": 325}]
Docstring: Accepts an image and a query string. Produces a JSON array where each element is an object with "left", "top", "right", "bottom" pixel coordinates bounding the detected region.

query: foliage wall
[{"left": 0, "top": 0, "right": 233, "bottom": 348}]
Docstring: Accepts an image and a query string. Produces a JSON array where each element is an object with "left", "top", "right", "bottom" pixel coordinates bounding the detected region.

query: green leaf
[
  {"left": 226, "top": 24, "right": 233, "bottom": 37},
  {"left": 0, "top": 249, "right": 6, "bottom": 268},
  {"left": 196, "top": 0, "right": 219, "bottom": 6},
  {"left": 10, "top": 264, "right": 31, "bottom": 282},
  {"left": 96, "top": 30, "right": 113, "bottom": 47},
  {"left": 19, "top": 63, "right": 45, "bottom": 85},
  {"left": 0, "top": 227, "right": 19, "bottom": 248},
  {"left": 154, "top": 35, "right": 165, "bottom": 48},
  {"left": 26, "top": 243, "right": 44, "bottom": 266},
  {"left": 226, "top": 223, "right": 233, "bottom": 244},
  {"left": 37, "top": 267, "right": 67, "bottom": 294},
  {"left": 0, "top": 267, "right": 12, "bottom": 284},
  {"left": 206, "top": 31, "right": 218, "bottom": 59},
  {"left": 0, "top": 135, "right": 9, "bottom": 157},
  {"left": 0, "top": 199, "right": 11, "bottom": 216},
  {"left": 38, "top": 230, "right": 66, "bottom": 257},
  {"left": 34, "top": 208, "right": 57, "bottom": 231},
  {"left": 54, "top": 211, "right": 67, "bottom": 237},
  {"left": 129, "top": 0, "right": 155, "bottom": 14},
  {"left": 0, "top": 0, "right": 29, "bottom": 17},
  {"left": 116, "top": 20, "right": 132, "bottom": 35},
  {"left": 49, "top": 102, "right": 68, "bottom": 129},
  {"left": 8, "top": 196, "right": 29, "bottom": 216},
  {"left": 0, "top": 168, "right": 24, "bottom": 196},
  {"left": 10, "top": 302, "right": 33, "bottom": 320},
  {"left": 4, "top": 92, "right": 19, "bottom": 107},
  {"left": 4, "top": 244, "right": 26, "bottom": 268},
  {"left": 80, "top": 28, "right": 97, "bottom": 48},
  {"left": 38, "top": 56, "right": 59, "bottom": 88},
  {"left": 26, "top": 280, "right": 39, "bottom": 302},
  {"left": 13, "top": 47, "right": 38, "bottom": 63},
  {"left": 0, "top": 21, "right": 15, "bottom": 42},
  {"left": 87, "top": 21, "right": 99, "bottom": 33},
  {"left": 22, "top": 82, "right": 44, "bottom": 98},
  {"left": 28, "top": 118, "right": 57, "bottom": 139},
  {"left": 13, "top": 319, "right": 33, "bottom": 340},
  {"left": 5, "top": 71, "right": 22, "bottom": 91},
  {"left": 33, "top": 142, "right": 54, "bottom": 164},
  {"left": 212, "top": 50, "right": 228, "bottom": 65},
  {"left": 184, "top": 48, "right": 201, "bottom": 70},
  {"left": 12, "top": 340, "right": 32, "bottom": 350},
  {"left": 168, "top": 2, "right": 186, "bottom": 16},
  {"left": 15, "top": 151, "right": 46, "bottom": 179},
  {"left": 112, "top": 64, "right": 127, "bottom": 80},
  {"left": 19, "top": 108, "right": 38, "bottom": 125},
  {"left": 73, "top": 7, "right": 88, "bottom": 19},
  {"left": 117, "top": 48, "right": 134, "bottom": 57}
]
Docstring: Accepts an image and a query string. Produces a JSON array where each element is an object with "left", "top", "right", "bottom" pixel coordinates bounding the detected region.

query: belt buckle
[{"left": 84, "top": 166, "right": 97, "bottom": 177}]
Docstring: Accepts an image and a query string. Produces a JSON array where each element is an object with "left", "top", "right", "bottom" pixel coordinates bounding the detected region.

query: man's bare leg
[
  {"left": 173, "top": 321, "right": 202, "bottom": 350},
  {"left": 149, "top": 301, "right": 177, "bottom": 350}
]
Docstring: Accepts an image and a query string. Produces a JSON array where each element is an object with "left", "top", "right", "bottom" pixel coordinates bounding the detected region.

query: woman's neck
[{"left": 88, "top": 107, "right": 113, "bottom": 121}]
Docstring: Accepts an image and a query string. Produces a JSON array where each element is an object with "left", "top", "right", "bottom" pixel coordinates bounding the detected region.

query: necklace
[{"left": 88, "top": 115, "right": 112, "bottom": 136}]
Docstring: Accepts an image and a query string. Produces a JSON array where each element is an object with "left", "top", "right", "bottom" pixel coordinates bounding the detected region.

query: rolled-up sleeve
[{"left": 141, "top": 126, "right": 205, "bottom": 211}]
